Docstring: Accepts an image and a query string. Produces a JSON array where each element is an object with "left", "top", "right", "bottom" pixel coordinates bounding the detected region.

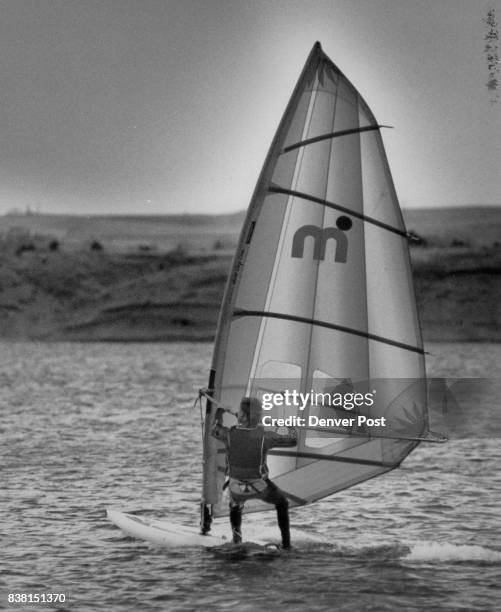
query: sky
[{"left": 0, "top": 0, "right": 499, "bottom": 216}]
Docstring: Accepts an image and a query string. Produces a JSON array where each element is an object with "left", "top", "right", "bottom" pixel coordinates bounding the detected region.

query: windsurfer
[{"left": 211, "top": 396, "right": 297, "bottom": 549}]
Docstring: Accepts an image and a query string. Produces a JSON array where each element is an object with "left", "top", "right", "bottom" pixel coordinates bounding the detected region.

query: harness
[{"left": 227, "top": 476, "right": 269, "bottom": 500}]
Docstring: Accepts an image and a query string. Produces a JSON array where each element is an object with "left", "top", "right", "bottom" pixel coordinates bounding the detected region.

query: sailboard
[
  {"left": 108, "top": 41, "right": 443, "bottom": 549},
  {"left": 106, "top": 509, "right": 228, "bottom": 547},
  {"left": 201, "top": 41, "right": 438, "bottom": 522}
]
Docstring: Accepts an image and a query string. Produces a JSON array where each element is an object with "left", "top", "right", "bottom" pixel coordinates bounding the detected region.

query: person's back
[{"left": 227, "top": 425, "right": 268, "bottom": 480}]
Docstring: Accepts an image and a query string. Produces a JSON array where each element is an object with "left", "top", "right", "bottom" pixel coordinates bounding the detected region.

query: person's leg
[
  {"left": 275, "top": 497, "right": 290, "bottom": 548},
  {"left": 229, "top": 502, "right": 243, "bottom": 543},
  {"left": 200, "top": 503, "right": 212, "bottom": 535},
  {"left": 261, "top": 480, "right": 291, "bottom": 548}
]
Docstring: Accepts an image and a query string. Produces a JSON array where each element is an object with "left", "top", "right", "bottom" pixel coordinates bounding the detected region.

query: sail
[{"left": 202, "top": 42, "right": 426, "bottom": 517}]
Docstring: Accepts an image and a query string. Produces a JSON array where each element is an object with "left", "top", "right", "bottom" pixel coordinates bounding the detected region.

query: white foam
[{"left": 404, "top": 541, "right": 501, "bottom": 563}]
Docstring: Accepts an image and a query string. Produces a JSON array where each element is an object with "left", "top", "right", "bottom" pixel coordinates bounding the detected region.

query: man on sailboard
[{"left": 211, "top": 396, "right": 297, "bottom": 549}]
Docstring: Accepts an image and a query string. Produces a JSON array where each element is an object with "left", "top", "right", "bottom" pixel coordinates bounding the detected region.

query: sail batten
[
  {"left": 232, "top": 309, "right": 425, "bottom": 354},
  {"left": 282, "top": 124, "right": 391, "bottom": 153},
  {"left": 202, "top": 42, "right": 427, "bottom": 518},
  {"left": 268, "top": 185, "right": 408, "bottom": 237}
]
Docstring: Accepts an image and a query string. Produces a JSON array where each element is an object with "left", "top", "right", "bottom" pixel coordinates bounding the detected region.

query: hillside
[
  {"left": 0, "top": 210, "right": 244, "bottom": 254},
  {"left": 0, "top": 206, "right": 499, "bottom": 342}
]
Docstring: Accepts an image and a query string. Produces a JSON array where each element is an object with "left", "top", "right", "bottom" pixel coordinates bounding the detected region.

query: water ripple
[{"left": 1, "top": 342, "right": 500, "bottom": 611}]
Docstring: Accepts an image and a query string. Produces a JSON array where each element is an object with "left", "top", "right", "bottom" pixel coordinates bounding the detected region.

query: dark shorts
[{"left": 228, "top": 477, "right": 288, "bottom": 507}]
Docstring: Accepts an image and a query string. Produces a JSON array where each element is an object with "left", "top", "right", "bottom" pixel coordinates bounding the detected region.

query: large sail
[{"left": 202, "top": 42, "right": 427, "bottom": 517}]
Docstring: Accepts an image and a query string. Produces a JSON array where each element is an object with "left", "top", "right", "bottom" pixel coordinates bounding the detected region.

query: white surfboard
[{"left": 106, "top": 508, "right": 228, "bottom": 548}]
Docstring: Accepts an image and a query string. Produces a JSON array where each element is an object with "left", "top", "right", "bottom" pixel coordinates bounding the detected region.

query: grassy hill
[{"left": 0, "top": 206, "right": 499, "bottom": 342}]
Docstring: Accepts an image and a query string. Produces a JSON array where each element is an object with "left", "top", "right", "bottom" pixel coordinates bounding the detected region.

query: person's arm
[
  {"left": 265, "top": 427, "right": 298, "bottom": 448},
  {"left": 211, "top": 407, "right": 230, "bottom": 441}
]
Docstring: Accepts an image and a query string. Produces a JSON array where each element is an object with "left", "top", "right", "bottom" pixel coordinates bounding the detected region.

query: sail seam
[
  {"left": 233, "top": 308, "right": 425, "bottom": 355},
  {"left": 282, "top": 124, "right": 392, "bottom": 153},
  {"left": 268, "top": 185, "right": 407, "bottom": 237},
  {"left": 301, "top": 72, "right": 331, "bottom": 465}
]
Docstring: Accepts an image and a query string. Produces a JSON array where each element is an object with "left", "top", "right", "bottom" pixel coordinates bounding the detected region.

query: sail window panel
[
  {"left": 365, "top": 224, "right": 422, "bottom": 348},
  {"left": 245, "top": 318, "right": 317, "bottom": 378},
  {"left": 304, "top": 427, "right": 345, "bottom": 450},
  {"left": 360, "top": 130, "right": 404, "bottom": 230},
  {"left": 325, "top": 132, "right": 364, "bottom": 216},
  {"left": 234, "top": 193, "right": 289, "bottom": 312},
  {"left": 257, "top": 360, "right": 302, "bottom": 381}
]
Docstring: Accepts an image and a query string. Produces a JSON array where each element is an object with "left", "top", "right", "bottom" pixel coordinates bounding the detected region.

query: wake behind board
[
  {"left": 209, "top": 541, "right": 282, "bottom": 559},
  {"left": 106, "top": 508, "right": 227, "bottom": 548}
]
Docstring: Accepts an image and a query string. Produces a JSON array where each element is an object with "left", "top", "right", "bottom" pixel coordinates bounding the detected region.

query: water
[{"left": 1, "top": 342, "right": 500, "bottom": 611}]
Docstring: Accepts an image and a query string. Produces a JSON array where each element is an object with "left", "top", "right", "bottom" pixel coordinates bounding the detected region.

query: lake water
[{"left": 1, "top": 342, "right": 500, "bottom": 611}]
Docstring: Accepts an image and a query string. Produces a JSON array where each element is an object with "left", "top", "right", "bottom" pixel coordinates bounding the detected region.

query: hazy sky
[{"left": 0, "top": 0, "right": 499, "bottom": 215}]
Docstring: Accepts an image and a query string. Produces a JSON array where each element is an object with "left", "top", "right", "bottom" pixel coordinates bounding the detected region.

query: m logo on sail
[{"left": 291, "top": 223, "right": 350, "bottom": 263}]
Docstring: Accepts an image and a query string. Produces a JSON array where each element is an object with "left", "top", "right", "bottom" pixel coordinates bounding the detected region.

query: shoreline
[{"left": 0, "top": 336, "right": 500, "bottom": 344}]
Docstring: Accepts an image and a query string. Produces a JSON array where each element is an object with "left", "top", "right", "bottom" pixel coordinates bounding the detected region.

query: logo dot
[{"left": 336, "top": 216, "right": 352, "bottom": 231}]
